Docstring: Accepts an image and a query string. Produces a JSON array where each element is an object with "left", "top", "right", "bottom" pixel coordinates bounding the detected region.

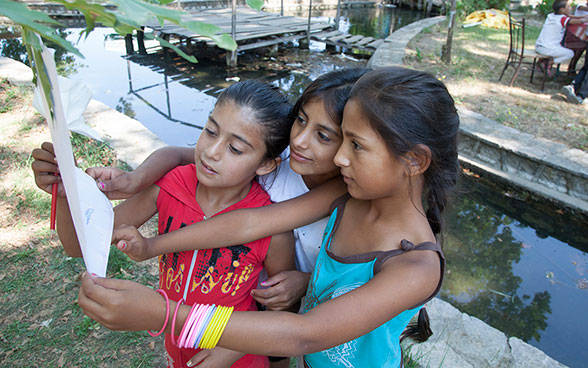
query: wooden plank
[
  {"left": 339, "top": 35, "right": 364, "bottom": 44},
  {"left": 355, "top": 36, "right": 375, "bottom": 46},
  {"left": 328, "top": 33, "right": 353, "bottom": 42},
  {"left": 366, "top": 39, "right": 384, "bottom": 49},
  {"left": 313, "top": 30, "right": 343, "bottom": 39}
]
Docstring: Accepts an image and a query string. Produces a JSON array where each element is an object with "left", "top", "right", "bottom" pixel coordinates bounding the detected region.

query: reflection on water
[
  {"left": 444, "top": 172, "right": 588, "bottom": 367},
  {"left": 2, "top": 8, "right": 587, "bottom": 367}
]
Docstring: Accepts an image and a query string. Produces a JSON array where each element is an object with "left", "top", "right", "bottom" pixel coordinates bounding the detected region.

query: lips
[
  {"left": 340, "top": 172, "right": 353, "bottom": 184},
  {"left": 199, "top": 159, "right": 218, "bottom": 175},
  {"left": 290, "top": 149, "right": 311, "bottom": 163}
]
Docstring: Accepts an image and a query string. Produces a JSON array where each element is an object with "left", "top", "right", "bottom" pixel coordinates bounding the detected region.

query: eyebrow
[
  {"left": 208, "top": 116, "right": 255, "bottom": 149},
  {"left": 299, "top": 106, "right": 341, "bottom": 137},
  {"left": 343, "top": 130, "right": 367, "bottom": 142}
]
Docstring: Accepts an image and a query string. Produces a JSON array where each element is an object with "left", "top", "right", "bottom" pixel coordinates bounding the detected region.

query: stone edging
[
  {"left": 0, "top": 56, "right": 166, "bottom": 169},
  {"left": 405, "top": 298, "right": 567, "bottom": 368},
  {"left": 366, "top": 17, "right": 588, "bottom": 215}
]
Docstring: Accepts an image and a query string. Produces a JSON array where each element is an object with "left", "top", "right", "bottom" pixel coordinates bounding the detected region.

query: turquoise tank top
[{"left": 302, "top": 196, "right": 444, "bottom": 368}]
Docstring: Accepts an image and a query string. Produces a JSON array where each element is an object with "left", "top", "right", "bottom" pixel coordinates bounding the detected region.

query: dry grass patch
[{"left": 404, "top": 20, "right": 588, "bottom": 151}]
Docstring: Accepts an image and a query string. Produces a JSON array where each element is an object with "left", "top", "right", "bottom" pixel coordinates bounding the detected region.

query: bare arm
[
  {"left": 263, "top": 232, "right": 296, "bottom": 278},
  {"left": 87, "top": 146, "right": 194, "bottom": 199},
  {"left": 78, "top": 249, "right": 441, "bottom": 357},
  {"left": 142, "top": 177, "right": 347, "bottom": 258},
  {"left": 568, "top": 15, "right": 588, "bottom": 24},
  {"left": 57, "top": 185, "right": 159, "bottom": 258}
]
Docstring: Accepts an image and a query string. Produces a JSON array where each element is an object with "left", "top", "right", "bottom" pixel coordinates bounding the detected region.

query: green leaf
[
  {"left": 151, "top": 34, "right": 198, "bottom": 63},
  {"left": 246, "top": 0, "right": 264, "bottom": 11},
  {"left": 111, "top": 0, "right": 184, "bottom": 25},
  {"left": 181, "top": 21, "right": 221, "bottom": 38},
  {"left": 210, "top": 34, "right": 238, "bottom": 51},
  {"left": 0, "top": 0, "right": 82, "bottom": 57}
]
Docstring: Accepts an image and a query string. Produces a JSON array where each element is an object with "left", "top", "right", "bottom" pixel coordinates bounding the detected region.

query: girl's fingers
[
  {"left": 32, "top": 146, "right": 56, "bottom": 162},
  {"left": 186, "top": 351, "right": 208, "bottom": 367},
  {"left": 40, "top": 141, "right": 56, "bottom": 155}
]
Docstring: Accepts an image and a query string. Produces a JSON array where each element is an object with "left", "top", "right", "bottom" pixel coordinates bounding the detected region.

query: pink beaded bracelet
[{"left": 148, "top": 289, "right": 170, "bottom": 337}]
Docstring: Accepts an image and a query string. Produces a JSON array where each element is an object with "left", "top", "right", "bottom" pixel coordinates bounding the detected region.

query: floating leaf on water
[
  {"left": 521, "top": 243, "right": 531, "bottom": 249},
  {"left": 497, "top": 237, "right": 503, "bottom": 242},
  {"left": 576, "top": 279, "right": 588, "bottom": 289},
  {"left": 554, "top": 209, "right": 564, "bottom": 215},
  {"left": 546, "top": 271, "right": 554, "bottom": 279}
]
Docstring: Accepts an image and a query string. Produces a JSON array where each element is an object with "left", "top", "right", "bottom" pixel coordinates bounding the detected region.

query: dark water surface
[{"left": 2, "top": 7, "right": 587, "bottom": 367}]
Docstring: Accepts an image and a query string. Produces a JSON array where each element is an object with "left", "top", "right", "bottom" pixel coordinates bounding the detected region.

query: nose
[
  {"left": 333, "top": 143, "right": 350, "bottom": 168},
  {"left": 205, "top": 138, "right": 224, "bottom": 161},
  {"left": 290, "top": 125, "right": 310, "bottom": 150}
]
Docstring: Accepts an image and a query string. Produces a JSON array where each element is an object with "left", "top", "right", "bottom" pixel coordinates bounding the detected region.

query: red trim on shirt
[{"left": 561, "top": 15, "right": 570, "bottom": 28}]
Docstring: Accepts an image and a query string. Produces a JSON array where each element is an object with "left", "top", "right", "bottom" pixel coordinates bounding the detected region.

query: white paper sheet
[{"left": 32, "top": 40, "right": 113, "bottom": 277}]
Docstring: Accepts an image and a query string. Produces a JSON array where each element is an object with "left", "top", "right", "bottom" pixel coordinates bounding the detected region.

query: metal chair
[{"left": 499, "top": 13, "right": 553, "bottom": 91}]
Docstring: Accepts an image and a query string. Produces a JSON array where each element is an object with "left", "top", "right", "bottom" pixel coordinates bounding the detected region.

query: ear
[
  {"left": 404, "top": 144, "right": 431, "bottom": 176},
  {"left": 255, "top": 157, "right": 281, "bottom": 176}
]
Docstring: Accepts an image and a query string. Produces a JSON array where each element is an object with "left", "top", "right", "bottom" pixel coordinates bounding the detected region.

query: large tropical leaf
[{"left": 0, "top": 0, "right": 82, "bottom": 57}]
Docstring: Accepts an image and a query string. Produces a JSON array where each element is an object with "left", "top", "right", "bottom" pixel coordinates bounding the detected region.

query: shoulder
[
  {"left": 245, "top": 180, "right": 272, "bottom": 207},
  {"left": 379, "top": 247, "right": 441, "bottom": 288},
  {"left": 156, "top": 164, "right": 196, "bottom": 191}
]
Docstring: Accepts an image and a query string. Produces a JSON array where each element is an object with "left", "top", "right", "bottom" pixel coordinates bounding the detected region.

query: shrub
[{"left": 536, "top": 0, "right": 554, "bottom": 15}]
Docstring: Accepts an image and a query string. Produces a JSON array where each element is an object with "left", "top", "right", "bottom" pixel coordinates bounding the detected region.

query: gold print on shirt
[
  {"left": 189, "top": 263, "right": 255, "bottom": 296},
  {"left": 166, "top": 263, "right": 185, "bottom": 293}
]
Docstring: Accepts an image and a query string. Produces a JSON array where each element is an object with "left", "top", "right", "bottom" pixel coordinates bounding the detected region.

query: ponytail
[{"left": 400, "top": 308, "right": 433, "bottom": 343}]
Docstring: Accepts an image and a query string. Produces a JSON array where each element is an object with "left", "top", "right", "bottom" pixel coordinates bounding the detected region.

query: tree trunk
[{"left": 441, "top": 0, "right": 456, "bottom": 64}]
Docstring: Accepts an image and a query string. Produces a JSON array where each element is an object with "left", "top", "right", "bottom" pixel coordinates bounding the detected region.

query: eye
[
  {"left": 205, "top": 127, "right": 217, "bottom": 137},
  {"left": 296, "top": 115, "right": 306, "bottom": 126},
  {"left": 351, "top": 141, "right": 362, "bottom": 150},
  {"left": 229, "top": 145, "right": 243, "bottom": 155},
  {"left": 317, "top": 131, "right": 331, "bottom": 142}
]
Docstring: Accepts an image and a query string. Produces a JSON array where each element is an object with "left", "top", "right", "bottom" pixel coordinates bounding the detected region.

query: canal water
[{"left": 2, "top": 6, "right": 587, "bottom": 367}]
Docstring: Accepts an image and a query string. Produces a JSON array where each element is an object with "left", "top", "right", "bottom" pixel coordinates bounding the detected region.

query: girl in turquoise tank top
[{"left": 77, "top": 67, "right": 460, "bottom": 368}]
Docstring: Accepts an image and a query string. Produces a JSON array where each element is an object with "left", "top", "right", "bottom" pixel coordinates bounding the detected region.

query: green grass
[{"left": 0, "top": 79, "right": 163, "bottom": 367}]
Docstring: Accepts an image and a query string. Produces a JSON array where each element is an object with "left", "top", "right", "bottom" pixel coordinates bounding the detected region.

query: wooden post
[
  {"left": 305, "top": 0, "right": 312, "bottom": 48},
  {"left": 441, "top": 0, "right": 456, "bottom": 64},
  {"left": 228, "top": 0, "right": 237, "bottom": 67},
  {"left": 426, "top": 0, "right": 433, "bottom": 16},
  {"left": 137, "top": 27, "right": 147, "bottom": 55},
  {"left": 124, "top": 33, "right": 134, "bottom": 55},
  {"left": 281, "top": 0, "right": 284, "bottom": 16},
  {"left": 335, "top": 0, "right": 341, "bottom": 30}
]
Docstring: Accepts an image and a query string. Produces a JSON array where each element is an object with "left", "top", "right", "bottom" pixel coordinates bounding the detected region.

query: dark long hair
[
  {"left": 217, "top": 80, "right": 293, "bottom": 160},
  {"left": 292, "top": 68, "right": 371, "bottom": 126}
]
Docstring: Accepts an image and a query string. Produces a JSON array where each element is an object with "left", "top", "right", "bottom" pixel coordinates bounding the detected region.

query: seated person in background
[
  {"left": 535, "top": 0, "right": 588, "bottom": 74},
  {"left": 561, "top": 62, "right": 588, "bottom": 103},
  {"left": 564, "top": 1, "right": 588, "bottom": 73}
]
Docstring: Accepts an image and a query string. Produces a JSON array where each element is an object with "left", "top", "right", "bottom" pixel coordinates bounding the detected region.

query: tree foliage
[{"left": 0, "top": 0, "right": 263, "bottom": 62}]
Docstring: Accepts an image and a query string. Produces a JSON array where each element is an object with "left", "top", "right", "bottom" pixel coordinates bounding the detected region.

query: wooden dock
[
  {"left": 142, "top": 7, "right": 384, "bottom": 66},
  {"left": 310, "top": 30, "right": 385, "bottom": 52}
]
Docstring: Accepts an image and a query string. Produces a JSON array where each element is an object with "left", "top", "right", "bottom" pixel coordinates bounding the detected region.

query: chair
[{"left": 499, "top": 13, "right": 554, "bottom": 91}]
